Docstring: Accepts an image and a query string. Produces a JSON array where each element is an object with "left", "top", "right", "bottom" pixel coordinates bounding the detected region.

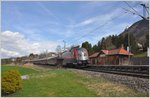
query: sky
[{"left": 1, "top": 1, "right": 149, "bottom": 58}]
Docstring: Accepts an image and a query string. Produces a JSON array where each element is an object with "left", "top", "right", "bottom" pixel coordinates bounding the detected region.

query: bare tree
[{"left": 56, "top": 45, "right": 61, "bottom": 54}]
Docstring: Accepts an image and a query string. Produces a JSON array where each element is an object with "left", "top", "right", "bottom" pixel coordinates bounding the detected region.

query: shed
[{"left": 89, "top": 47, "right": 133, "bottom": 65}]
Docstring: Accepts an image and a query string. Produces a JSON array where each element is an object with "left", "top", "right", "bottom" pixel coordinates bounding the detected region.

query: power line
[
  {"left": 123, "top": 1, "right": 146, "bottom": 20},
  {"left": 67, "top": 12, "right": 128, "bottom": 46},
  {"left": 66, "top": 2, "right": 121, "bottom": 46},
  {"left": 67, "top": 2, "right": 142, "bottom": 47},
  {"left": 140, "top": 3, "right": 149, "bottom": 18},
  {"left": 123, "top": 1, "right": 142, "bottom": 15}
]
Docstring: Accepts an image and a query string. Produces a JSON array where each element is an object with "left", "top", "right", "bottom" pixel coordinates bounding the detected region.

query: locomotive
[{"left": 61, "top": 47, "right": 90, "bottom": 66}]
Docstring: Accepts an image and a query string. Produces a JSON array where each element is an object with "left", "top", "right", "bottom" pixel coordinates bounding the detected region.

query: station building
[{"left": 89, "top": 47, "right": 133, "bottom": 65}]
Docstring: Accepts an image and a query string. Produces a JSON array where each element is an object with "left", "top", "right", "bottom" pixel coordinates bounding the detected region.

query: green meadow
[{"left": 1, "top": 65, "right": 148, "bottom": 97}]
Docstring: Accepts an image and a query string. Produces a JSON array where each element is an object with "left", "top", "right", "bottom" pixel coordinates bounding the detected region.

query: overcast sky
[{"left": 1, "top": 1, "right": 149, "bottom": 58}]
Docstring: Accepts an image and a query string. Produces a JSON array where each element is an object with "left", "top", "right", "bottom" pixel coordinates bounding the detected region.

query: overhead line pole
[
  {"left": 140, "top": 4, "right": 149, "bottom": 19},
  {"left": 123, "top": 1, "right": 146, "bottom": 20},
  {"left": 128, "top": 31, "right": 130, "bottom": 65},
  {"left": 63, "top": 40, "right": 66, "bottom": 51},
  {"left": 67, "top": 2, "right": 138, "bottom": 47},
  {"left": 67, "top": 2, "right": 142, "bottom": 49}
]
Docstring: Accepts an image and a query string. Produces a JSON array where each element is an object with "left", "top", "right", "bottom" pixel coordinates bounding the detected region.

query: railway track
[
  {"left": 32, "top": 63, "right": 149, "bottom": 78},
  {"left": 71, "top": 65, "right": 149, "bottom": 79}
]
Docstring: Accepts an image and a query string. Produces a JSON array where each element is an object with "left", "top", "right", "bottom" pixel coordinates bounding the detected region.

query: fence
[{"left": 131, "top": 57, "right": 149, "bottom": 65}]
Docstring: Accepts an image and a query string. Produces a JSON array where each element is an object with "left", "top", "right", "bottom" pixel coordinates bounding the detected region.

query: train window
[
  {"left": 76, "top": 48, "right": 88, "bottom": 56},
  {"left": 71, "top": 49, "right": 74, "bottom": 56},
  {"left": 78, "top": 54, "right": 81, "bottom": 56},
  {"left": 84, "top": 53, "right": 87, "bottom": 56}
]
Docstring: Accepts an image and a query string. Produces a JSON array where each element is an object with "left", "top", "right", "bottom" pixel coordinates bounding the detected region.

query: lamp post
[{"left": 128, "top": 32, "right": 130, "bottom": 65}]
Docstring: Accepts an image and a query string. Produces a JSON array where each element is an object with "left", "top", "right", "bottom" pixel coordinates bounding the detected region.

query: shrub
[{"left": 2, "top": 70, "right": 22, "bottom": 95}]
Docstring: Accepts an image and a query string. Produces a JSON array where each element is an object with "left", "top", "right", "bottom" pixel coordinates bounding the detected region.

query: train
[
  {"left": 24, "top": 47, "right": 90, "bottom": 67},
  {"left": 61, "top": 47, "right": 90, "bottom": 66},
  {"left": 27, "top": 56, "right": 58, "bottom": 65}
]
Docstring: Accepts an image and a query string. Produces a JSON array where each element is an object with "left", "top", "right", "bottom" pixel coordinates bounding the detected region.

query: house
[{"left": 89, "top": 47, "right": 133, "bottom": 65}]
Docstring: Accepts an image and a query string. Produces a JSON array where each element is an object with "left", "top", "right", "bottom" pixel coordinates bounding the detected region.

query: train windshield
[{"left": 77, "top": 48, "right": 88, "bottom": 56}]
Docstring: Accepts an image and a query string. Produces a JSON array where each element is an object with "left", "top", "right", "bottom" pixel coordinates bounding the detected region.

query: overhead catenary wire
[
  {"left": 140, "top": 3, "right": 149, "bottom": 17},
  {"left": 66, "top": 2, "right": 121, "bottom": 46},
  {"left": 123, "top": 1, "right": 146, "bottom": 20},
  {"left": 123, "top": 8, "right": 136, "bottom": 15},
  {"left": 67, "top": 12, "right": 128, "bottom": 46},
  {"left": 89, "top": 2, "right": 142, "bottom": 44},
  {"left": 123, "top": 2, "right": 142, "bottom": 16},
  {"left": 66, "top": 2, "right": 142, "bottom": 47}
]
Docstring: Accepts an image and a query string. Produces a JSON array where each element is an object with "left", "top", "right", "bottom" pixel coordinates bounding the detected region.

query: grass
[
  {"left": 134, "top": 52, "right": 147, "bottom": 57},
  {"left": 1, "top": 65, "right": 149, "bottom": 97},
  {"left": 1, "top": 65, "right": 39, "bottom": 75},
  {"left": 74, "top": 70, "right": 149, "bottom": 97},
  {"left": 7, "top": 69, "right": 97, "bottom": 97},
  {"left": 87, "top": 83, "right": 148, "bottom": 97}
]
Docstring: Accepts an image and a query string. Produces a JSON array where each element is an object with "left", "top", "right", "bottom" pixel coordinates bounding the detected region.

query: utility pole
[
  {"left": 123, "top": 2, "right": 148, "bottom": 20},
  {"left": 140, "top": 3, "right": 149, "bottom": 19},
  {"left": 141, "top": 4, "right": 146, "bottom": 18},
  {"left": 128, "top": 32, "right": 130, "bottom": 65},
  {"left": 63, "top": 40, "right": 66, "bottom": 51},
  {"left": 125, "top": 25, "right": 130, "bottom": 65}
]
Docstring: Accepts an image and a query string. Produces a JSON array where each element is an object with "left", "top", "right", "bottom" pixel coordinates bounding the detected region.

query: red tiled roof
[
  {"left": 108, "top": 48, "right": 133, "bottom": 55},
  {"left": 89, "top": 52, "right": 99, "bottom": 58},
  {"left": 101, "top": 50, "right": 109, "bottom": 54},
  {"left": 108, "top": 49, "right": 120, "bottom": 55},
  {"left": 90, "top": 48, "right": 133, "bottom": 58}
]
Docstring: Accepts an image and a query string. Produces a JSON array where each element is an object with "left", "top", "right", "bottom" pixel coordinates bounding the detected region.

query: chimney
[{"left": 121, "top": 44, "right": 124, "bottom": 49}]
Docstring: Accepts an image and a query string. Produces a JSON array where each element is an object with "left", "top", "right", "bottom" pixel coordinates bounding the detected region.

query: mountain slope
[{"left": 120, "top": 19, "right": 149, "bottom": 43}]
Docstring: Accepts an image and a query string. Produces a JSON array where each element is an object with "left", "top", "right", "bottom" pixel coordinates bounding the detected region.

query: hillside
[
  {"left": 120, "top": 19, "right": 149, "bottom": 43},
  {"left": 81, "top": 19, "right": 149, "bottom": 55}
]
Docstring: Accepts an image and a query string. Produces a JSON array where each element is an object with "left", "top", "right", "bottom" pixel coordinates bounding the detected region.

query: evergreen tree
[
  {"left": 97, "top": 40, "right": 102, "bottom": 50},
  {"left": 122, "top": 33, "right": 138, "bottom": 53},
  {"left": 143, "top": 34, "right": 149, "bottom": 51},
  {"left": 130, "top": 34, "right": 138, "bottom": 53},
  {"left": 117, "top": 35, "right": 124, "bottom": 48},
  {"left": 81, "top": 41, "right": 93, "bottom": 55},
  {"left": 123, "top": 34, "right": 128, "bottom": 50},
  {"left": 92, "top": 44, "right": 99, "bottom": 52},
  {"left": 101, "top": 37, "right": 106, "bottom": 49},
  {"left": 112, "top": 35, "right": 119, "bottom": 48}
]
